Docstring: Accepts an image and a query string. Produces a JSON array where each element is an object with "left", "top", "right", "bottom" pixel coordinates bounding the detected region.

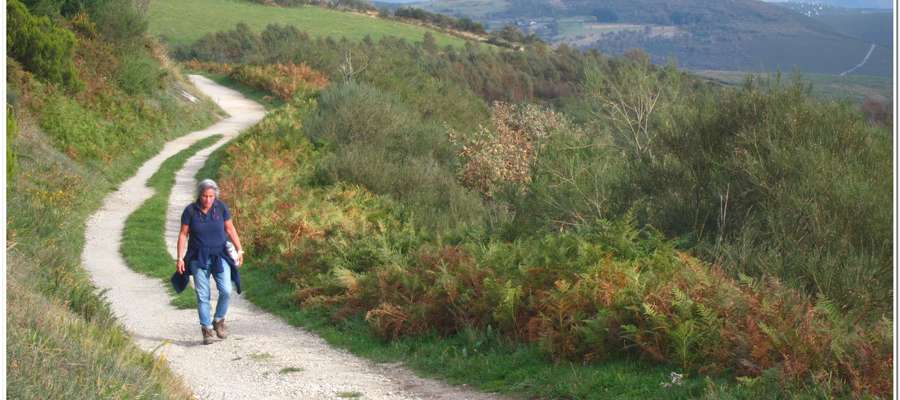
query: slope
[
  {"left": 418, "top": 0, "right": 892, "bottom": 76},
  {"left": 149, "top": 0, "right": 468, "bottom": 48}
]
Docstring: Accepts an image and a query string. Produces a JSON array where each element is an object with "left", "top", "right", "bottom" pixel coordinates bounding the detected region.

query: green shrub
[
  {"left": 91, "top": 0, "right": 148, "bottom": 48},
  {"left": 631, "top": 77, "right": 892, "bottom": 313},
  {"left": 308, "top": 82, "right": 486, "bottom": 232},
  {"left": 115, "top": 51, "right": 161, "bottom": 95},
  {"left": 7, "top": 0, "right": 81, "bottom": 90}
]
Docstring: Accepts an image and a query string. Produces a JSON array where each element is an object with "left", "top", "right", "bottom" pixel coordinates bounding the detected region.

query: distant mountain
[
  {"left": 414, "top": 0, "right": 891, "bottom": 76},
  {"left": 773, "top": 3, "right": 893, "bottom": 47}
]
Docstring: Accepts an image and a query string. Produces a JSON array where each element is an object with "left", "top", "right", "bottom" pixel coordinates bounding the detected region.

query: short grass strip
[{"left": 121, "top": 135, "right": 224, "bottom": 309}]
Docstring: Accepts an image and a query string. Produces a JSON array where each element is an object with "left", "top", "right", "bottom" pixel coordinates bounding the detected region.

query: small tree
[
  {"left": 582, "top": 57, "right": 681, "bottom": 162},
  {"left": 422, "top": 32, "right": 438, "bottom": 54},
  {"left": 8, "top": 0, "right": 81, "bottom": 90}
]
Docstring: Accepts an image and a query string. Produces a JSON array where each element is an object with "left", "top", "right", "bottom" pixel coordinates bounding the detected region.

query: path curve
[
  {"left": 839, "top": 43, "right": 876, "bottom": 76},
  {"left": 83, "top": 75, "right": 504, "bottom": 400}
]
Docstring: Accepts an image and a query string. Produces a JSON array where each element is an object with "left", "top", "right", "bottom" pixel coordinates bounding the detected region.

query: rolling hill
[
  {"left": 148, "top": 0, "right": 468, "bottom": 48},
  {"left": 412, "top": 0, "right": 892, "bottom": 76}
]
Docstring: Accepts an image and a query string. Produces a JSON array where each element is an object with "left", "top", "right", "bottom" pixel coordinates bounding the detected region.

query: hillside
[
  {"left": 414, "top": 0, "right": 892, "bottom": 76},
  {"left": 814, "top": 10, "right": 893, "bottom": 47},
  {"left": 7, "top": 0, "right": 222, "bottom": 397},
  {"left": 765, "top": 0, "right": 893, "bottom": 9},
  {"left": 149, "top": 0, "right": 468, "bottom": 48}
]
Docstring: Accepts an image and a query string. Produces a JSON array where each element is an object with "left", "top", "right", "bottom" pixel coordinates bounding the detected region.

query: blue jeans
[{"left": 190, "top": 258, "right": 231, "bottom": 329}]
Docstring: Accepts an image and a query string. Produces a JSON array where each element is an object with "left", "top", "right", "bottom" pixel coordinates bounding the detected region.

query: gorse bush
[
  {"left": 307, "top": 82, "right": 487, "bottom": 232},
  {"left": 22, "top": 0, "right": 149, "bottom": 46},
  {"left": 115, "top": 52, "right": 161, "bottom": 95},
  {"left": 8, "top": 0, "right": 81, "bottom": 90},
  {"left": 625, "top": 77, "right": 892, "bottom": 315}
]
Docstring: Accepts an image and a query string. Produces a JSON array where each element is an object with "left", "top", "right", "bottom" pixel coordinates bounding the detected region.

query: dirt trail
[
  {"left": 839, "top": 43, "right": 876, "bottom": 76},
  {"left": 82, "top": 75, "right": 505, "bottom": 400}
]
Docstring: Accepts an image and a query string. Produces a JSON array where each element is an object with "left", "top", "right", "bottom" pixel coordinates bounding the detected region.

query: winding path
[
  {"left": 82, "top": 75, "right": 503, "bottom": 400},
  {"left": 839, "top": 43, "right": 876, "bottom": 76}
]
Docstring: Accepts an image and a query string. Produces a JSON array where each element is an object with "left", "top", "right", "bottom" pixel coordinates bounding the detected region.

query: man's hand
[{"left": 177, "top": 259, "right": 186, "bottom": 274}]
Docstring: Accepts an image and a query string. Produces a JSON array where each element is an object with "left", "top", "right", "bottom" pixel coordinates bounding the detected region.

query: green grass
[
  {"left": 149, "top": 0, "right": 467, "bottom": 48},
  {"left": 121, "top": 135, "right": 224, "bottom": 309}
]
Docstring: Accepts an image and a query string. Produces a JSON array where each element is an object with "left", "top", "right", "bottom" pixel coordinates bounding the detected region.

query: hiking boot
[
  {"left": 201, "top": 326, "right": 215, "bottom": 345},
  {"left": 213, "top": 319, "right": 228, "bottom": 339}
]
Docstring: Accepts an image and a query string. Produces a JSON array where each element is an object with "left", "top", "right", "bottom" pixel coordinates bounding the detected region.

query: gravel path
[
  {"left": 82, "top": 75, "right": 506, "bottom": 400},
  {"left": 839, "top": 43, "right": 877, "bottom": 76}
]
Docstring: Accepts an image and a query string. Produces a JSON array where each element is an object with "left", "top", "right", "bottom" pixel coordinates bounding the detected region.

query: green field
[
  {"left": 694, "top": 69, "right": 893, "bottom": 103},
  {"left": 149, "top": 0, "right": 467, "bottom": 48}
]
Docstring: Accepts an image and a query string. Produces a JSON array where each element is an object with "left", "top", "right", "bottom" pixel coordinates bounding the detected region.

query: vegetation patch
[
  {"left": 7, "top": 2, "right": 220, "bottom": 397},
  {"left": 181, "top": 10, "right": 890, "bottom": 399},
  {"left": 249, "top": 352, "right": 274, "bottom": 362},
  {"left": 121, "top": 135, "right": 224, "bottom": 309},
  {"left": 185, "top": 59, "right": 329, "bottom": 101},
  {"left": 208, "top": 70, "right": 890, "bottom": 400}
]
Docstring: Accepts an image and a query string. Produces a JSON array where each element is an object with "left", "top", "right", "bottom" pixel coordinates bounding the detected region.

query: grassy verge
[
  {"left": 121, "top": 135, "right": 224, "bottom": 310},
  {"left": 7, "top": 82, "right": 219, "bottom": 400},
  {"left": 149, "top": 0, "right": 467, "bottom": 48}
]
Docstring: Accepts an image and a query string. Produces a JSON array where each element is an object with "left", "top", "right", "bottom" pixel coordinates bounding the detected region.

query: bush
[
  {"left": 116, "top": 52, "right": 161, "bottom": 95},
  {"left": 631, "top": 77, "right": 892, "bottom": 313},
  {"left": 230, "top": 63, "right": 328, "bottom": 100},
  {"left": 7, "top": 0, "right": 81, "bottom": 90},
  {"left": 308, "top": 82, "right": 486, "bottom": 231},
  {"left": 91, "top": 0, "right": 148, "bottom": 48}
]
